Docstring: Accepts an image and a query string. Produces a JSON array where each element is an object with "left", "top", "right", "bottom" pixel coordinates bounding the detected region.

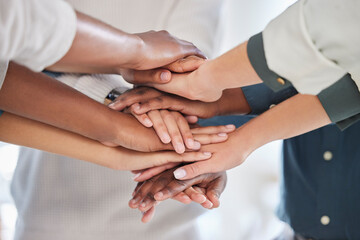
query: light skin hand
[
  {"left": 141, "top": 41, "right": 263, "bottom": 102},
  {"left": 124, "top": 105, "right": 236, "bottom": 154},
  {"left": 117, "top": 55, "right": 206, "bottom": 85},
  {"left": 131, "top": 125, "right": 236, "bottom": 181},
  {"left": 171, "top": 94, "right": 332, "bottom": 180}
]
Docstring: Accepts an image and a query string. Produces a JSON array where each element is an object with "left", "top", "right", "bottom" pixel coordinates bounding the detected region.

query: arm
[
  {"left": 171, "top": 93, "right": 332, "bottom": 180},
  {"left": 0, "top": 112, "right": 216, "bottom": 170},
  {"left": 145, "top": 0, "right": 359, "bottom": 101},
  {"left": 0, "top": 62, "right": 175, "bottom": 152}
]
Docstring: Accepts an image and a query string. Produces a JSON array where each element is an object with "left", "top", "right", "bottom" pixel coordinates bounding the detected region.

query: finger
[
  {"left": 164, "top": 56, "right": 206, "bottom": 73},
  {"left": 131, "top": 182, "right": 143, "bottom": 197},
  {"left": 184, "top": 187, "right": 207, "bottom": 204},
  {"left": 141, "top": 206, "right": 156, "bottom": 223},
  {"left": 132, "top": 171, "right": 174, "bottom": 210},
  {"left": 151, "top": 151, "right": 212, "bottom": 168},
  {"left": 193, "top": 133, "right": 228, "bottom": 145},
  {"left": 130, "top": 104, "right": 153, "bottom": 128},
  {"left": 172, "top": 112, "right": 195, "bottom": 150},
  {"left": 147, "top": 110, "right": 171, "bottom": 144},
  {"left": 205, "top": 174, "right": 227, "bottom": 209},
  {"left": 172, "top": 192, "right": 192, "bottom": 204},
  {"left": 108, "top": 87, "right": 162, "bottom": 111},
  {"left": 185, "top": 115, "right": 198, "bottom": 124},
  {"left": 129, "top": 182, "right": 147, "bottom": 209},
  {"left": 129, "top": 69, "right": 172, "bottom": 85},
  {"left": 193, "top": 186, "right": 213, "bottom": 209},
  {"left": 173, "top": 161, "right": 215, "bottom": 180},
  {"left": 133, "top": 163, "right": 180, "bottom": 182},
  {"left": 190, "top": 125, "right": 236, "bottom": 135},
  {"left": 135, "top": 96, "right": 178, "bottom": 115},
  {"left": 160, "top": 110, "right": 185, "bottom": 154}
]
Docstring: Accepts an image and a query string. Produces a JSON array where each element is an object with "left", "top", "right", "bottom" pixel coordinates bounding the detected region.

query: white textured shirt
[
  {"left": 263, "top": 0, "right": 360, "bottom": 94},
  {"left": 0, "top": 0, "right": 76, "bottom": 88}
]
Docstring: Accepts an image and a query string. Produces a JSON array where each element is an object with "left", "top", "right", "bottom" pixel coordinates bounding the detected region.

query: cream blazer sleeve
[{"left": 263, "top": 0, "right": 360, "bottom": 94}]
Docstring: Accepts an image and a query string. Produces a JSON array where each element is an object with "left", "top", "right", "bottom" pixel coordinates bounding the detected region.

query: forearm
[
  {"left": 0, "top": 112, "right": 122, "bottom": 169},
  {"left": 196, "top": 41, "right": 262, "bottom": 91},
  {"left": 214, "top": 88, "right": 251, "bottom": 116},
  {"left": 235, "top": 94, "right": 331, "bottom": 156},
  {"left": 0, "top": 112, "right": 178, "bottom": 170},
  {"left": 47, "top": 11, "right": 141, "bottom": 74},
  {"left": 0, "top": 62, "right": 122, "bottom": 144}
]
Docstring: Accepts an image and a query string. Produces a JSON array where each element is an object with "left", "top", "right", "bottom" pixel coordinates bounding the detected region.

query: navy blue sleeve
[{"left": 242, "top": 83, "right": 298, "bottom": 115}]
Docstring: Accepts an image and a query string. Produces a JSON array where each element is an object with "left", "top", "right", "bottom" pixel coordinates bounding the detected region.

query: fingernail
[
  {"left": 132, "top": 173, "right": 141, "bottom": 180},
  {"left": 108, "top": 101, "right": 117, "bottom": 109},
  {"left": 140, "top": 202, "right": 146, "bottom": 208},
  {"left": 133, "top": 103, "right": 140, "bottom": 110},
  {"left": 206, "top": 201, "right": 213, "bottom": 209},
  {"left": 143, "top": 118, "right": 153, "bottom": 127},
  {"left": 218, "top": 133, "right": 227, "bottom": 137},
  {"left": 175, "top": 143, "right": 185, "bottom": 154},
  {"left": 193, "top": 141, "right": 201, "bottom": 149},
  {"left": 198, "top": 195, "right": 207, "bottom": 203},
  {"left": 226, "top": 124, "right": 235, "bottom": 129},
  {"left": 160, "top": 71, "right": 171, "bottom": 82},
  {"left": 203, "top": 152, "right": 212, "bottom": 156},
  {"left": 154, "top": 192, "right": 163, "bottom": 200},
  {"left": 161, "top": 133, "right": 171, "bottom": 144},
  {"left": 174, "top": 169, "right": 187, "bottom": 179},
  {"left": 186, "top": 139, "right": 195, "bottom": 148},
  {"left": 130, "top": 199, "right": 138, "bottom": 205}
]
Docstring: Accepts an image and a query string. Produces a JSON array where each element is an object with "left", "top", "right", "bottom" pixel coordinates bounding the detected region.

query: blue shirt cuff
[
  {"left": 247, "top": 32, "right": 292, "bottom": 92},
  {"left": 242, "top": 83, "right": 298, "bottom": 115}
]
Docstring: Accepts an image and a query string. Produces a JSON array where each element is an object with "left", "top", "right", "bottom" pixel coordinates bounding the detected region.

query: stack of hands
[{"left": 104, "top": 44, "right": 250, "bottom": 222}]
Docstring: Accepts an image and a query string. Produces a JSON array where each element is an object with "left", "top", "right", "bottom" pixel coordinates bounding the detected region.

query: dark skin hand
[{"left": 129, "top": 166, "right": 227, "bottom": 221}]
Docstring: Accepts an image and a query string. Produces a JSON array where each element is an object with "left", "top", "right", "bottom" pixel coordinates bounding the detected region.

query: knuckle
[{"left": 146, "top": 192, "right": 155, "bottom": 200}]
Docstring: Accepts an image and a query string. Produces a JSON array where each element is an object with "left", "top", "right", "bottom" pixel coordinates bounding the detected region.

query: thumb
[
  {"left": 124, "top": 69, "right": 172, "bottom": 85},
  {"left": 173, "top": 161, "right": 213, "bottom": 180}
]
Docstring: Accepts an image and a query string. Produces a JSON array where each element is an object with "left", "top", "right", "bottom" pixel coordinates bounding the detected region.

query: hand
[
  {"left": 129, "top": 167, "right": 227, "bottom": 222},
  {"left": 122, "top": 106, "right": 235, "bottom": 154},
  {"left": 109, "top": 87, "right": 220, "bottom": 121},
  {"left": 133, "top": 31, "right": 205, "bottom": 70},
  {"left": 118, "top": 56, "right": 206, "bottom": 85},
  {"left": 143, "top": 62, "right": 223, "bottom": 102},
  {"left": 171, "top": 130, "right": 251, "bottom": 180}
]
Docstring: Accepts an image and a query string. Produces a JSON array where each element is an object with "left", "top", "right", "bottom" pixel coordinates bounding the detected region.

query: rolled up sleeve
[
  {"left": 318, "top": 74, "right": 360, "bottom": 130},
  {"left": 262, "top": 0, "right": 359, "bottom": 95},
  {"left": 0, "top": 0, "right": 77, "bottom": 72}
]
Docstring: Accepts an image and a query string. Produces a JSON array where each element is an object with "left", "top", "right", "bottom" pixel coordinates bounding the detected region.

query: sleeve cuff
[
  {"left": 247, "top": 33, "right": 292, "bottom": 92},
  {"left": 318, "top": 74, "right": 360, "bottom": 130},
  {"left": 56, "top": 74, "right": 131, "bottom": 103},
  {"left": 262, "top": 0, "right": 347, "bottom": 95},
  {"left": 0, "top": 61, "right": 9, "bottom": 90},
  {"left": 242, "top": 83, "right": 298, "bottom": 115}
]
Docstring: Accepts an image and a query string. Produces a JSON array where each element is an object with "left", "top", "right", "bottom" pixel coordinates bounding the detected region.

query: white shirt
[
  {"left": 0, "top": 0, "right": 76, "bottom": 87},
  {"left": 263, "top": 0, "right": 360, "bottom": 94}
]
